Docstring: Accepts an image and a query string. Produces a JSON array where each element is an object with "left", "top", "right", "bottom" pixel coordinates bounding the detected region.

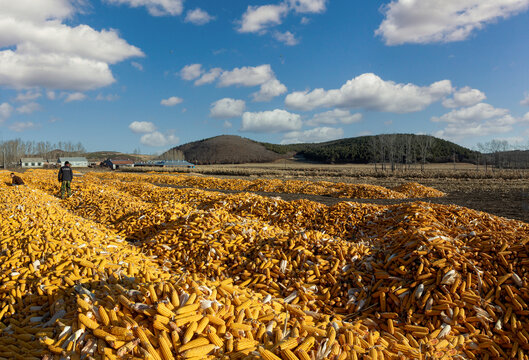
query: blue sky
[{"left": 1, "top": 0, "right": 529, "bottom": 153}]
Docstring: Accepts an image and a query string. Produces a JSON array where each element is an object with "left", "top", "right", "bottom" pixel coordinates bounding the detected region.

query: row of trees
[{"left": 0, "top": 138, "right": 86, "bottom": 167}]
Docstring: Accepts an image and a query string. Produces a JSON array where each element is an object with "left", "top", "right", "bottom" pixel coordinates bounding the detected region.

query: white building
[
  {"left": 58, "top": 157, "right": 89, "bottom": 167},
  {"left": 21, "top": 158, "right": 45, "bottom": 168}
]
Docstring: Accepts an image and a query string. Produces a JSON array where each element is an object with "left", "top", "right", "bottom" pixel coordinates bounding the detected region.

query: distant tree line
[
  {"left": 0, "top": 138, "right": 86, "bottom": 167},
  {"left": 262, "top": 134, "right": 529, "bottom": 170}
]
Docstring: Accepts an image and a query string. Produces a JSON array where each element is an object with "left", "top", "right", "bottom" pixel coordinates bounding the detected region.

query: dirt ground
[{"left": 156, "top": 177, "right": 529, "bottom": 224}]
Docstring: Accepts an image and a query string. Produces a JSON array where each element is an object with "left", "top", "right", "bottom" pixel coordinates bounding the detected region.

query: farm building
[
  {"left": 58, "top": 157, "right": 88, "bottom": 167},
  {"left": 20, "top": 158, "right": 45, "bottom": 168},
  {"left": 102, "top": 159, "right": 135, "bottom": 170},
  {"left": 135, "top": 160, "right": 195, "bottom": 168}
]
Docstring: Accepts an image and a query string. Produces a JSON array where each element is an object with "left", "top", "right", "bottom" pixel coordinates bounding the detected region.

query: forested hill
[
  {"left": 161, "top": 134, "right": 475, "bottom": 165},
  {"left": 260, "top": 134, "right": 476, "bottom": 164}
]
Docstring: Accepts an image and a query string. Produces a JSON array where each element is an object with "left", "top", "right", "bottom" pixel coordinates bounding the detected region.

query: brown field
[{"left": 125, "top": 162, "right": 529, "bottom": 223}]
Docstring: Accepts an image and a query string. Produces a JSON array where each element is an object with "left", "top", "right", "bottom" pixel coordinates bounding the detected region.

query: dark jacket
[
  {"left": 58, "top": 166, "right": 73, "bottom": 182},
  {"left": 12, "top": 175, "right": 24, "bottom": 185}
]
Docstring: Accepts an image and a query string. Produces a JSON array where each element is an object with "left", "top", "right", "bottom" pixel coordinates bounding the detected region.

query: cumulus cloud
[
  {"left": 182, "top": 64, "right": 286, "bottom": 101},
  {"left": 0, "top": 0, "right": 143, "bottom": 90},
  {"left": 376, "top": 0, "right": 529, "bottom": 45},
  {"left": 238, "top": 4, "right": 289, "bottom": 33},
  {"left": 432, "top": 103, "right": 524, "bottom": 140},
  {"left": 140, "top": 131, "right": 179, "bottom": 147},
  {"left": 46, "top": 91, "right": 56, "bottom": 100},
  {"left": 105, "top": 0, "right": 183, "bottom": 16},
  {"left": 0, "top": 102, "right": 13, "bottom": 122},
  {"left": 281, "top": 127, "right": 343, "bottom": 144},
  {"left": 223, "top": 120, "right": 232, "bottom": 128},
  {"left": 129, "top": 121, "right": 157, "bottom": 133},
  {"left": 288, "top": 0, "right": 327, "bottom": 13},
  {"left": 442, "top": 86, "right": 486, "bottom": 108},
  {"left": 9, "top": 121, "right": 38, "bottom": 132},
  {"left": 219, "top": 64, "right": 275, "bottom": 87},
  {"left": 185, "top": 8, "right": 215, "bottom": 25},
  {"left": 307, "top": 109, "right": 363, "bottom": 126},
  {"left": 194, "top": 68, "right": 222, "bottom": 86},
  {"left": 273, "top": 31, "right": 299, "bottom": 46},
  {"left": 161, "top": 96, "right": 183, "bottom": 106},
  {"left": 241, "top": 109, "right": 302, "bottom": 133},
  {"left": 64, "top": 92, "right": 86, "bottom": 103},
  {"left": 252, "top": 79, "right": 288, "bottom": 102},
  {"left": 16, "top": 102, "right": 41, "bottom": 114},
  {"left": 180, "top": 64, "right": 203, "bottom": 80},
  {"left": 210, "top": 98, "right": 246, "bottom": 119},
  {"left": 15, "top": 90, "right": 41, "bottom": 102},
  {"left": 521, "top": 93, "right": 529, "bottom": 106},
  {"left": 285, "top": 73, "right": 453, "bottom": 112},
  {"left": 432, "top": 103, "right": 509, "bottom": 123}
]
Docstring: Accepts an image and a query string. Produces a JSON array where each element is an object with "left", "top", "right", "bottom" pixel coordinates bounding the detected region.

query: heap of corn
[
  {"left": 1, "top": 169, "right": 528, "bottom": 359},
  {"left": 391, "top": 182, "right": 446, "bottom": 198},
  {"left": 91, "top": 172, "right": 446, "bottom": 199}
]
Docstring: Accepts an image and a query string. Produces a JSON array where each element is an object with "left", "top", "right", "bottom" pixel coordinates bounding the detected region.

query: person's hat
[{"left": 65, "top": 161, "right": 70, "bottom": 165}]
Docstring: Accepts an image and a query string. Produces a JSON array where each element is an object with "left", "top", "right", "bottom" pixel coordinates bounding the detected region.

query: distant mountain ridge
[{"left": 161, "top": 134, "right": 478, "bottom": 165}]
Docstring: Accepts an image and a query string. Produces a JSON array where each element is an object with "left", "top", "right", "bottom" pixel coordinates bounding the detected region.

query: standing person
[
  {"left": 10, "top": 173, "right": 25, "bottom": 186},
  {"left": 58, "top": 161, "right": 73, "bottom": 198}
]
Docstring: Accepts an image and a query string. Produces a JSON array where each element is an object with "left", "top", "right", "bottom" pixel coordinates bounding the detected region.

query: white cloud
[
  {"left": 376, "top": 0, "right": 529, "bottom": 45},
  {"left": 281, "top": 127, "right": 343, "bottom": 144},
  {"left": 432, "top": 103, "right": 527, "bottom": 140},
  {"left": 223, "top": 120, "right": 232, "bottom": 128},
  {"left": 183, "top": 63, "right": 286, "bottom": 101},
  {"left": 210, "top": 98, "right": 246, "bottom": 118},
  {"left": 238, "top": 4, "right": 289, "bottom": 33},
  {"left": 46, "top": 91, "right": 56, "bottom": 100},
  {"left": 64, "top": 92, "right": 86, "bottom": 103},
  {"left": 288, "top": 0, "right": 327, "bottom": 13},
  {"left": 241, "top": 109, "right": 302, "bottom": 133},
  {"left": 9, "top": 121, "right": 37, "bottom": 132},
  {"left": 129, "top": 121, "right": 157, "bottom": 133},
  {"left": 140, "top": 131, "right": 179, "bottom": 147},
  {"left": 185, "top": 8, "right": 215, "bottom": 25},
  {"left": 521, "top": 93, "right": 529, "bottom": 106},
  {"left": 180, "top": 64, "right": 203, "bottom": 80},
  {"left": 432, "top": 103, "right": 509, "bottom": 123},
  {"left": 307, "top": 109, "right": 363, "bottom": 126},
  {"left": 131, "top": 61, "right": 144, "bottom": 71},
  {"left": 252, "top": 79, "right": 288, "bottom": 102},
  {"left": 442, "top": 87, "right": 486, "bottom": 108},
  {"left": 15, "top": 90, "right": 41, "bottom": 102},
  {"left": 273, "top": 31, "right": 299, "bottom": 46},
  {"left": 219, "top": 64, "right": 275, "bottom": 87},
  {"left": 161, "top": 96, "right": 183, "bottom": 106},
  {"left": 16, "top": 102, "right": 41, "bottom": 114},
  {"left": 285, "top": 73, "right": 453, "bottom": 112},
  {"left": 0, "top": 102, "right": 13, "bottom": 122},
  {"left": 105, "top": 0, "right": 183, "bottom": 16},
  {"left": 524, "top": 112, "right": 529, "bottom": 121},
  {"left": 0, "top": 1, "right": 143, "bottom": 90},
  {"left": 194, "top": 68, "right": 222, "bottom": 86},
  {"left": 96, "top": 93, "right": 120, "bottom": 101}
]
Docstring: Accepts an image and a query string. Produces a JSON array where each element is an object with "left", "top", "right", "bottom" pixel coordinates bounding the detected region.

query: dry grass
[{"left": 124, "top": 162, "right": 529, "bottom": 180}]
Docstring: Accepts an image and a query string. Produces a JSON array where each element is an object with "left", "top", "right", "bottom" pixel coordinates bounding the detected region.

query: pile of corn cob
[
  {"left": 91, "top": 172, "right": 446, "bottom": 199},
  {"left": 1, "top": 170, "right": 528, "bottom": 359}
]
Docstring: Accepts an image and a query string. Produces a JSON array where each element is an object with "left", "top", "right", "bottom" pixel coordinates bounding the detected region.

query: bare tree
[{"left": 417, "top": 135, "right": 432, "bottom": 171}]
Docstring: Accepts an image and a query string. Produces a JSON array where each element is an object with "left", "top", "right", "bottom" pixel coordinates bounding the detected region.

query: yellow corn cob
[
  {"left": 181, "top": 343, "right": 216, "bottom": 358},
  {"left": 157, "top": 302, "right": 175, "bottom": 318},
  {"left": 179, "top": 337, "right": 210, "bottom": 352},
  {"left": 159, "top": 335, "right": 175, "bottom": 360},
  {"left": 78, "top": 313, "right": 99, "bottom": 330}
]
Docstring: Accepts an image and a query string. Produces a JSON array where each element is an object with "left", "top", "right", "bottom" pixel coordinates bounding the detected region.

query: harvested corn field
[{"left": 1, "top": 170, "right": 528, "bottom": 360}]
